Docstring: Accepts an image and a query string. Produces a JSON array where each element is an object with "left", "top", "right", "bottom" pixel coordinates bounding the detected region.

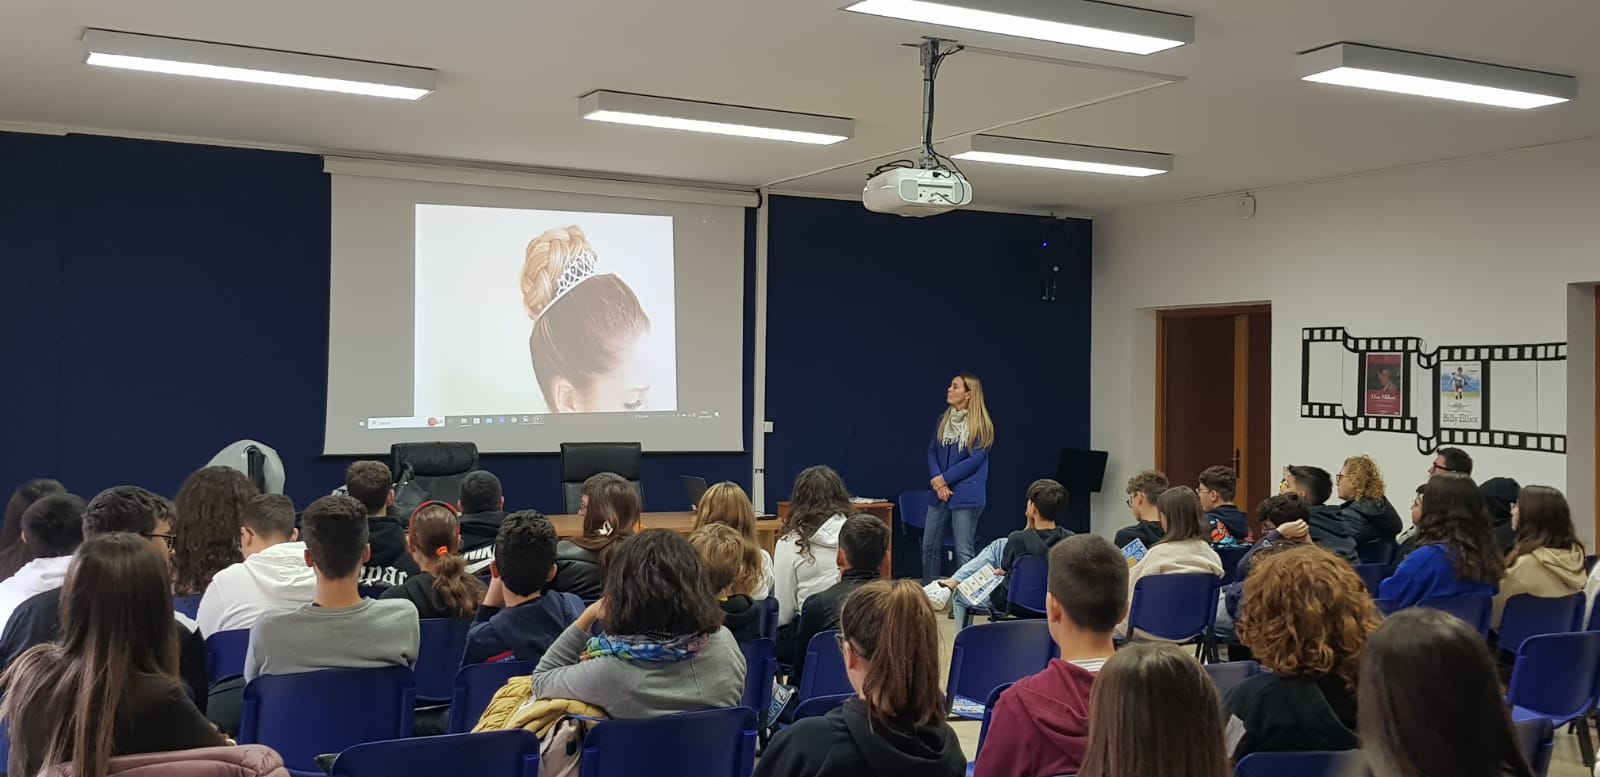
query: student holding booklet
[{"left": 924, "top": 480, "right": 1073, "bottom": 620}]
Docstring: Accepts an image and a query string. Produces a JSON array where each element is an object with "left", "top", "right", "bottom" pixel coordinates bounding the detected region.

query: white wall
[{"left": 1092, "top": 137, "right": 1600, "bottom": 544}]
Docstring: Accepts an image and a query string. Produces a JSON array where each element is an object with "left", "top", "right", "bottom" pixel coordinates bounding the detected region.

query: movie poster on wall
[
  {"left": 1362, "top": 352, "right": 1404, "bottom": 416},
  {"left": 1439, "top": 361, "right": 1485, "bottom": 430}
]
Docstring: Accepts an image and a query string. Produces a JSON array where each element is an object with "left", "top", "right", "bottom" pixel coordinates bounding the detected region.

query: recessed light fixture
[
  {"left": 1296, "top": 43, "right": 1575, "bottom": 109},
  {"left": 841, "top": 0, "right": 1193, "bottom": 55},
  {"left": 950, "top": 135, "right": 1173, "bottom": 177},
  {"left": 579, "top": 91, "right": 854, "bottom": 145},
  {"left": 82, "top": 29, "right": 436, "bottom": 100}
]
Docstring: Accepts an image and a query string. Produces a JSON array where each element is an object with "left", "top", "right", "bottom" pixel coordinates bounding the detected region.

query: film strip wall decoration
[{"left": 1300, "top": 327, "right": 1566, "bottom": 455}]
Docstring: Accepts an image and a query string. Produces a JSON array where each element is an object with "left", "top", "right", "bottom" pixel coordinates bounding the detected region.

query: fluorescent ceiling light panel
[
  {"left": 842, "top": 0, "right": 1192, "bottom": 55},
  {"left": 579, "top": 91, "right": 853, "bottom": 145},
  {"left": 82, "top": 29, "right": 436, "bottom": 100},
  {"left": 950, "top": 135, "right": 1172, "bottom": 177},
  {"left": 1297, "top": 43, "right": 1574, "bottom": 109}
]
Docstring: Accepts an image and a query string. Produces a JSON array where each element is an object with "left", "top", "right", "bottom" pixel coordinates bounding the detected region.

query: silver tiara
[{"left": 544, "top": 246, "right": 600, "bottom": 314}]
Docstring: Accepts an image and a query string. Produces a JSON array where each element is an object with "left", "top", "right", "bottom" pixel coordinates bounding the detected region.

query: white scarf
[{"left": 942, "top": 408, "right": 970, "bottom": 449}]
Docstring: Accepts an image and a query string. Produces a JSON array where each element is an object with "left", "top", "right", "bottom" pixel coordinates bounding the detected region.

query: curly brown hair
[
  {"left": 1235, "top": 545, "right": 1380, "bottom": 690},
  {"left": 1339, "top": 455, "right": 1386, "bottom": 502},
  {"left": 171, "top": 466, "right": 256, "bottom": 596}
]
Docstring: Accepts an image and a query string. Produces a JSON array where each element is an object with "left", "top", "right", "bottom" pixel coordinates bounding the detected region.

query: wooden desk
[
  {"left": 548, "top": 511, "right": 782, "bottom": 556},
  {"left": 775, "top": 500, "right": 895, "bottom": 579}
]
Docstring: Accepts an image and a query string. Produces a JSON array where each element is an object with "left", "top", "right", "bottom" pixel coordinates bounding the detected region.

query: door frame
[{"left": 1155, "top": 304, "right": 1272, "bottom": 497}]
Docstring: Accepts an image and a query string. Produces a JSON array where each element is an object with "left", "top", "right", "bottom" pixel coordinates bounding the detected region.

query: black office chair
[
  {"left": 560, "top": 442, "right": 643, "bottom": 513},
  {"left": 390, "top": 442, "right": 479, "bottom": 526}
]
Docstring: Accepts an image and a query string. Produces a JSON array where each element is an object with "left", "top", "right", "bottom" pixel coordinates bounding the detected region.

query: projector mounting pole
[{"left": 917, "top": 37, "right": 961, "bottom": 169}]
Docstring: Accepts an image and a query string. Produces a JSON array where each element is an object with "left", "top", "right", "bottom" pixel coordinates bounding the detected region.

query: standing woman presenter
[{"left": 923, "top": 373, "right": 994, "bottom": 581}]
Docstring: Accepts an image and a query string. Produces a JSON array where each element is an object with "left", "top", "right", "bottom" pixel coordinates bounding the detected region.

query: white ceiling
[{"left": 4, "top": 0, "right": 1599, "bottom": 214}]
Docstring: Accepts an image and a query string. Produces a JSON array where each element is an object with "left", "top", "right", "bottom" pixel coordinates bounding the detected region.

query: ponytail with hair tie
[
  {"left": 407, "top": 502, "right": 486, "bottom": 621},
  {"left": 435, "top": 546, "right": 449, "bottom": 558}
]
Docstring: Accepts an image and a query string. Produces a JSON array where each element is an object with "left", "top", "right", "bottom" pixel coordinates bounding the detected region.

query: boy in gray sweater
[{"left": 245, "top": 495, "right": 419, "bottom": 682}]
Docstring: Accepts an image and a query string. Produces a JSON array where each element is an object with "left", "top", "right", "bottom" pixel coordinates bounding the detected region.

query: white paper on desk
[
  {"left": 956, "top": 565, "right": 1003, "bottom": 604},
  {"left": 849, "top": 497, "right": 882, "bottom": 504}
]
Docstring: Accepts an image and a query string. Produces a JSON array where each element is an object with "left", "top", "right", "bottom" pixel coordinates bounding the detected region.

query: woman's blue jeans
[{"left": 922, "top": 503, "right": 981, "bottom": 582}]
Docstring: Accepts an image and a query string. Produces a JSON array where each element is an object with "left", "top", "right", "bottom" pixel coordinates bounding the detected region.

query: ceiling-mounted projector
[
  {"left": 862, "top": 37, "right": 973, "bottom": 218},
  {"left": 863, "top": 167, "right": 973, "bottom": 216}
]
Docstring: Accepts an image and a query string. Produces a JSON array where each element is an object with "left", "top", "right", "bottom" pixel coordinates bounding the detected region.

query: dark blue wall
[
  {"left": 0, "top": 134, "right": 1089, "bottom": 542},
  {"left": 764, "top": 196, "right": 1092, "bottom": 542}
]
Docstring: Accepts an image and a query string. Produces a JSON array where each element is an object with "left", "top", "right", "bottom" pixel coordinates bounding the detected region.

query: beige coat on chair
[
  {"left": 45, "top": 745, "right": 287, "bottom": 777},
  {"left": 1492, "top": 545, "right": 1587, "bottom": 628}
]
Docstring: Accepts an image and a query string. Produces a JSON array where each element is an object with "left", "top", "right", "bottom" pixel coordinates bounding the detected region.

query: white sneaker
[{"left": 924, "top": 581, "right": 953, "bottom": 612}]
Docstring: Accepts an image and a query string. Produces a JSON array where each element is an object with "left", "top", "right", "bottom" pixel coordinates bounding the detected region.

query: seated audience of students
[
  {"left": 773, "top": 466, "right": 850, "bottom": 662},
  {"left": 1197, "top": 466, "right": 1249, "bottom": 547},
  {"left": 1077, "top": 643, "right": 1231, "bottom": 777},
  {"left": 344, "top": 461, "right": 419, "bottom": 589},
  {"left": 1358, "top": 608, "right": 1535, "bottom": 777},
  {"left": 1228, "top": 546, "right": 1379, "bottom": 759},
  {"left": 466, "top": 510, "right": 583, "bottom": 665},
  {"left": 692, "top": 481, "right": 774, "bottom": 598},
  {"left": 1334, "top": 455, "right": 1402, "bottom": 556},
  {"left": 974, "top": 534, "right": 1127, "bottom": 777},
  {"left": 1118, "top": 486, "right": 1223, "bottom": 638},
  {"left": 0, "top": 478, "right": 66, "bottom": 582},
  {"left": 0, "top": 533, "right": 228, "bottom": 777},
  {"left": 244, "top": 495, "right": 420, "bottom": 681},
  {"left": 196, "top": 493, "right": 315, "bottom": 637},
  {"left": 1283, "top": 465, "right": 1358, "bottom": 563},
  {"left": 457, "top": 470, "right": 508, "bottom": 575},
  {"left": 756, "top": 580, "right": 965, "bottom": 777},
  {"left": 532, "top": 530, "right": 745, "bottom": 718},
  {"left": 789, "top": 514, "right": 889, "bottom": 687},
  {"left": 1112, "top": 470, "right": 1167, "bottom": 551},
  {"left": 1217, "top": 495, "right": 1312, "bottom": 642},
  {"left": 380, "top": 501, "right": 487, "bottom": 620},
  {"left": 0, "top": 493, "right": 84, "bottom": 636},
  {"left": 170, "top": 466, "right": 257, "bottom": 600},
  {"left": 1491, "top": 485, "right": 1585, "bottom": 629},
  {"left": 1379, "top": 473, "right": 1503, "bottom": 609},
  {"left": 1479, "top": 476, "right": 1521, "bottom": 556},
  {"left": 552, "top": 472, "right": 640, "bottom": 601},
  {"left": 687, "top": 523, "right": 765, "bottom": 643},
  {"left": 926, "top": 479, "right": 1073, "bottom": 620}
]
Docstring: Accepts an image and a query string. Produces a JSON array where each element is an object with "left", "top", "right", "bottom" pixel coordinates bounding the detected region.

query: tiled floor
[{"left": 933, "top": 617, "right": 1592, "bottom": 776}]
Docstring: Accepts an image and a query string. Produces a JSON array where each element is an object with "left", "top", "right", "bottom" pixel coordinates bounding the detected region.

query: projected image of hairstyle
[{"left": 521, "top": 225, "right": 653, "bottom": 413}]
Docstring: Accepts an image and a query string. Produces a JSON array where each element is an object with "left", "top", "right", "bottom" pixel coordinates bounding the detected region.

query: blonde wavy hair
[
  {"left": 1340, "top": 455, "right": 1386, "bottom": 502},
  {"left": 1236, "top": 545, "right": 1380, "bottom": 690},
  {"left": 693, "top": 482, "right": 758, "bottom": 543},
  {"left": 938, "top": 372, "right": 995, "bottom": 450}
]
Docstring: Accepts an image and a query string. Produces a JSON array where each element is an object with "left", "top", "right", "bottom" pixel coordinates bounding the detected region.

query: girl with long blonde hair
[
  {"left": 922, "top": 372, "right": 994, "bottom": 580},
  {"left": 692, "top": 481, "right": 773, "bottom": 598}
]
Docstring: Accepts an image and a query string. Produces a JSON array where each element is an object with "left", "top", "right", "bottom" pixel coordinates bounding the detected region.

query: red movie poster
[{"left": 1363, "top": 353, "right": 1404, "bottom": 417}]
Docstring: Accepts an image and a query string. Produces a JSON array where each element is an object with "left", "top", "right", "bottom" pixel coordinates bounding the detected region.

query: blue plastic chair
[
  {"left": 205, "top": 628, "right": 251, "bottom": 682},
  {"left": 1203, "top": 660, "right": 1262, "bottom": 698},
  {"left": 416, "top": 618, "right": 471, "bottom": 703},
  {"left": 795, "top": 630, "right": 853, "bottom": 702},
  {"left": 1496, "top": 593, "right": 1584, "bottom": 655},
  {"left": 1353, "top": 564, "right": 1388, "bottom": 598},
  {"left": 1006, "top": 555, "right": 1049, "bottom": 616},
  {"left": 240, "top": 665, "right": 415, "bottom": 777},
  {"left": 174, "top": 593, "right": 203, "bottom": 619},
  {"left": 1217, "top": 546, "right": 1251, "bottom": 586},
  {"left": 946, "top": 620, "right": 1053, "bottom": 720},
  {"left": 792, "top": 692, "right": 853, "bottom": 721},
  {"left": 1413, "top": 595, "right": 1494, "bottom": 637},
  {"left": 580, "top": 707, "right": 757, "bottom": 777},
  {"left": 1126, "top": 573, "right": 1223, "bottom": 657},
  {"left": 758, "top": 597, "right": 779, "bottom": 641},
  {"left": 1515, "top": 717, "right": 1555, "bottom": 777},
  {"left": 898, "top": 489, "right": 951, "bottom": 577},
  {"left": 1234, "top": 750, "right": 1362, "bottom": 777},
  {"left": 739, "top": 638, "right": 777, "bottom": 722},
  {"left": 447, "top": 660, "right": 533, "bottom": 734},
  {"left": 968, "top": 681, "right": 1015, "bottom": 776},
  {"left": 1356, "top": 541, "right": 1397, "bottom": 567},
  {"left": 1506, "top": 631, "right": 1600, "bottom": 766},
  {"left": 331, "top": 730, "right": 541, "bottom": 777}
]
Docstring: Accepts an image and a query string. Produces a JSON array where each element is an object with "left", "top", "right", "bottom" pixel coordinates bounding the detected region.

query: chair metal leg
[{"left": 1577, "top": 716, "right": 1596, "bottom": 768}]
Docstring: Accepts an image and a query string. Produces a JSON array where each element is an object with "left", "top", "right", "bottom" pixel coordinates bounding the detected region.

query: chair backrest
[
  {"left": 1353, "top": 563, "right": 1388, "bottom": 598},
  {"left": 1413, "top": 595, "right": 1493, "bottom": 637},
  {"left": 1514, "top": 717, "right": 1555, "bottom": 777},
  {"left": 239, "top": 665, "right": 415, "bottom": 774},
  {"left": 1506, "top": 631, "right": 1600, "bottom": 723},
  {"left": 1005, "top": 555, "right": 1049, "bottom": 615},
  {"left": 560, "top": 443, "right": 643, "bottom": 513},
  {"left": 579, "top": 707, "right": 757, "bottom": 777},
  {"left": 758, "top": 597, "right": 779, "bottom": 642},
  {"left": 792, "top": 693, "right": 854, "bottom": 721},
  {"left": 1127, "top": 573, "right": 1223, "bottom": 642},
  {"left": 1234, "top": 750, "right": 1362, "bottom": 777},
  {"left": 1203, "top": 660, "right": 1263, "bottom": 697},
  {"left": 447, "top": 660, "right": 534, "bottom": 734},
  {"left": 206, "top": 629, "right": 252, "bottom": 683},
  {"left": 1356, "top": 541, "right": 1397, "bottom": 567},
  {"left": 738, "top": 639, "right": 777, "bottom": 716},
  {"left": 174, "top": 593, "right": 203, "bottom": 620},
  {"left": 897, "top": 490, "right": 933, "bottom": 530},
  {"left": 331, "top": 730, "right": 541, "bottom": 777},
  {"left": 973, "top": 681, "right": 1015, "bottom": 761},
  {"left": 945, "top": 620, "right": 1054, "bottom": 710},
  {"left": 797, "top": 630, "right": 853, "bottom": 701},
  {"left": 415, "top": 618, "right": 472, "bottom": 703},
  {"left": 1497, "top": 593, "right": 1584, "bottom": 655},
  {"left": 1217, "top": 546, "right": 1251, "bottom": 586}
]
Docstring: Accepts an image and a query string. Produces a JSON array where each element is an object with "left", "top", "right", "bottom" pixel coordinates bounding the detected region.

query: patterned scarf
[
  {"left": 941, "top": 408, "right": 970, "bottom": 448},
  {"left": 582, "top": 632, "right": 708, "bottom": 662}
]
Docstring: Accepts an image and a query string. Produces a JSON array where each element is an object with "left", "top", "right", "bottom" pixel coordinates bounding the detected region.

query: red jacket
[{"left": 972, "top": 658, "right": 1098, "bottom": 777}]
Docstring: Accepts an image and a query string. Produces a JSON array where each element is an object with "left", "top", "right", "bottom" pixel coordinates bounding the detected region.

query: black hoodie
[
  {"left": 1480, "top": 478, "right": 1520, "bottom": 555},
  {"left": 754, "top": 697, "right": 966, "bottom": 777},
  {"left": 1225, "top": 672, "right": 1358, "bottom": 760},
  {"left": 1306, "top": 505, "right": 1359, "bottom": 564},
  {"left": 1338, "top": 498, "right": 1402, "bottom": 547},
  {"left": 459, "top": 509, "right": 506, "bottom": 574},
  {"left": 1113, "top": 521, "right": 1165, "bottom": 551},
  {"left": 360, "top": 515, "right": 420, "bottom": 589},
  {"left": 1207, "top": 505, "right": 1250, "bottom": 541},
  {"left": 720, "top": 594, "right": 762, "bottom": 642}
]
